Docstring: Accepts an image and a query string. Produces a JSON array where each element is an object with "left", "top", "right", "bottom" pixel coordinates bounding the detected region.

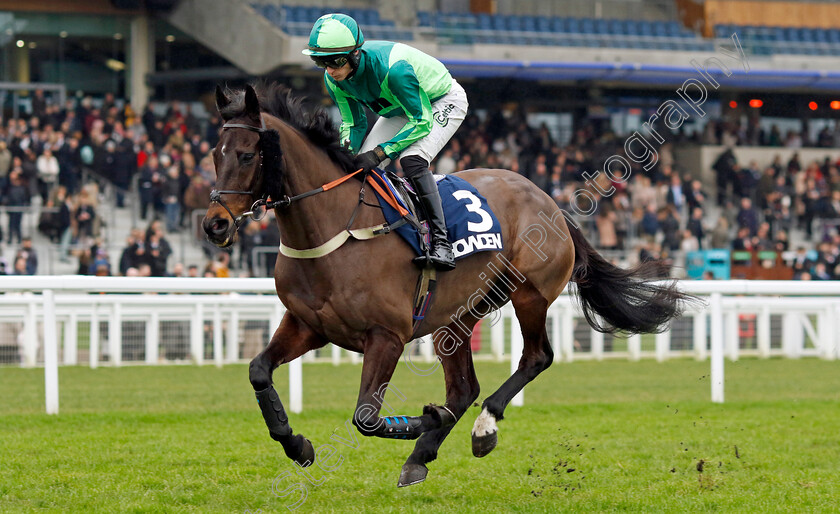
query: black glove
[{"left": 353, "top": 147, "right": 386, "bottom": 172}]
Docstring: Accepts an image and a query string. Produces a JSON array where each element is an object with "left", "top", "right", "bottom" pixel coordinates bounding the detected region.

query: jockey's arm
[
  {"left": 325, "top": 76, "right": 367, "bottom": 153},
  {"left": 378, "top": 60, "right": 433, "bottom": 160}
]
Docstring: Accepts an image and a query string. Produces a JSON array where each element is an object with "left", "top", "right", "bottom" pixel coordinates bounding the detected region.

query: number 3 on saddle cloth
[
  {"left": 367, "top": 170, "right": 504, "bottom": 336},
  {"left": 367, "top": 170, "right": 504, "bottom": 260}
]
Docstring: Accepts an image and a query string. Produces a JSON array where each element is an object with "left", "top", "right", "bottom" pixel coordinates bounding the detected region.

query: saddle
[
  {"left": 383, "top": 172, "right": 419, "bottom": 217},
  {"left": 379, "top": 171, "right": 431, "bottom": 250}
]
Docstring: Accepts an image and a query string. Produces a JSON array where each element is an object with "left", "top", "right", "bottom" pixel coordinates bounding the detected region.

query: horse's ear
[
  {"left": 215, "top": 85, "right": 231, "bottom": 118},
  {"left": 244, "top": 85, "right": 260, "bottom": 118}
]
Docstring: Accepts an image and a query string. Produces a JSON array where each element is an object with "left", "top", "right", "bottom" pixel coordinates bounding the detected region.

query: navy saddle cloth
[{"left": 368, "top": 171, "right": 503, "bottom": 260}]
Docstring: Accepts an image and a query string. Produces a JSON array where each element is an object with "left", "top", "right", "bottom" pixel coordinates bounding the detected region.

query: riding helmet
[{"left": 302, "top": 13, "right": 364, "bottom": 70}]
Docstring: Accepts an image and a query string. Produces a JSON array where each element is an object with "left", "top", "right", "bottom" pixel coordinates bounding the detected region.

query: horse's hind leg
[
  {"left": 250, "top": 312, "right": 327, "bottom": 467},
  {"left": 472, "top": 280, "right": 552, "bottom": 458},
  {"left": 400, "top": 317, "right": 481, "bottom": 487}
]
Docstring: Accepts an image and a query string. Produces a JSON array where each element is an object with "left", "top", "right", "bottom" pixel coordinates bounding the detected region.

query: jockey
[{"left": 302, "top": 13, "right": 468, "bottom": 271}]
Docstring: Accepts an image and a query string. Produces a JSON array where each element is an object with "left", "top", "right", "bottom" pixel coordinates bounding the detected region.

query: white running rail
[{"left": 1, "top": 277, "right": 839, "bottom": 414}]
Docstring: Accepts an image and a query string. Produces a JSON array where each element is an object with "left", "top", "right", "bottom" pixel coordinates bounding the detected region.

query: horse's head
[{"left": 203, "top": 84, "right": 283, "bottom": 247}]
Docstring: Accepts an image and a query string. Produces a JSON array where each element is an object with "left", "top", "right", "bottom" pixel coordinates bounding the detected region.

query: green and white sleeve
[
  {"left": 379, "top": 61, "right": 433, "bottom": 159},
  {"left": 325, "top": 77, "right": 368, "bottom": 152}
]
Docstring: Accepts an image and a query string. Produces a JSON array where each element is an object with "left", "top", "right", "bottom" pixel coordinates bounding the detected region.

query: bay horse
[{"left": 203, "top": 83, "right": 693, "bottom": 487}]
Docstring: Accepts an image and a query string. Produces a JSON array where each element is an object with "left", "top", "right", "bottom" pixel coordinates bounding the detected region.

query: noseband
[{"left": 210, "top": 117, "right": 270, "bottom": 229}]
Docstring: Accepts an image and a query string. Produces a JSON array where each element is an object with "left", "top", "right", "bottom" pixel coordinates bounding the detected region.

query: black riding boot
[{"left": 410, "top": 172, "right": 456, "bottom": 271}]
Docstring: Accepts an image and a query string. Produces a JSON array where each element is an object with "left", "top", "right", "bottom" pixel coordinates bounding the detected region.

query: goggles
[{"left": 312, "top": 54, "right": 350, "bottom": 69}]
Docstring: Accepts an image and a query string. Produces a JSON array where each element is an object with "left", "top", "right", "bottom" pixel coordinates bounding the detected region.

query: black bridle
[
  {"left": 209, "top": 118, "right": 273, "bottom": 229},
  {"left": 210, "top": 116, "right": 372, "bottom": 231}
]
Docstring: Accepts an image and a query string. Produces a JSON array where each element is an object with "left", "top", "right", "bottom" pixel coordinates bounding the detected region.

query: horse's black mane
[{"left": 219, "top": 81, "right": 356, "bottom": 172}]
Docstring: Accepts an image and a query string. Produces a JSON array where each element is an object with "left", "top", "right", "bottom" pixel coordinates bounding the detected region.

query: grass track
[{"left": 1, "top": 359, "right": 838, "bottom": 513}]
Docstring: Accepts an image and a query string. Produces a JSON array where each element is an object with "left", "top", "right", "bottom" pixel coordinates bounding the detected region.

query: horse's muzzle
[{"left": 203, "top": 216, "right": 235, "bottom": 247}]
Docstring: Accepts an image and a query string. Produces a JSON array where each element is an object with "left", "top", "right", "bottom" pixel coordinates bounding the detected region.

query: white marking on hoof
[{"left": 472, "top": 407, "right": 497, "bottom": 437}]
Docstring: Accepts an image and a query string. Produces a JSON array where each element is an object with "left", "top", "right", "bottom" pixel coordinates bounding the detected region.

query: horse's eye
[{"left": 242, "top": 153, "right": 255, "bottom": 162}]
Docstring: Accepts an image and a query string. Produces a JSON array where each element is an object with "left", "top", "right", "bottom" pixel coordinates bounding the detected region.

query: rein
[
  {"left": 278, "top": 170, "right": 412, "bottom": 259},
  {"left": 212, "top": 118, "right": 411, "bottom": 258}
]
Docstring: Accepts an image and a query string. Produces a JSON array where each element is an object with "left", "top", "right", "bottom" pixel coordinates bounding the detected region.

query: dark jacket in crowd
[
  {"left": 57, "top": 142, "right": 83, "bottom": 192},
  {"left": 114, "top": 141, "right": 137, "bottom": 189},
  {"left": 4, "top": 180, "right": 29, "bottom": 207}
]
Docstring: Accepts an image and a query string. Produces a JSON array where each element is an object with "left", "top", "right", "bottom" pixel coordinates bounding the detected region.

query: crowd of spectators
[
  {"left": 429, "top": 107, "right": 840, "bottom": 279},
  {"left": 431, "top": 107, "right": 707, "bottom": 255},
  {"left": 0, "top": 89, "right": 224, "bottom": 276},
  {"left": 0, "top": 237, "right": 38, "bottom": 276},
  {"left": 3, "top": 88, "right": 840, "bottom": 280},
  {"left": 693, "top": 118, "right": 840, "bottom": 149}
]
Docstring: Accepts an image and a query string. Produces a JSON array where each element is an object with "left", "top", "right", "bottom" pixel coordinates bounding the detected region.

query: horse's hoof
[
  {"left": 289, "top": 435, "right": 315, "bottom": 467},
  {"left": 471, "top": 407, "right": 498, "bottom": 458},
  {"left": 398, "top": 463, "right": 428, "bottom": 487},
  {"left": 471, "top": 431, "right": 497, "bottom": 458}
]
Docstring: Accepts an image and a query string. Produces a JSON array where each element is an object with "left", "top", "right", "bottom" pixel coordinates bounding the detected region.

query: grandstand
[
  {"left": 1, "top": 0, "right": 840, "bottom": 281},
  {"left": 252, "top": 4, "right": 413, "bottom": 40}
]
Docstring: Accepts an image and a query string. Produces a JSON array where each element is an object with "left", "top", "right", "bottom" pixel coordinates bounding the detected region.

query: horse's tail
[{"left": 567, "top": 222, "right": 695, "bottom": 334}]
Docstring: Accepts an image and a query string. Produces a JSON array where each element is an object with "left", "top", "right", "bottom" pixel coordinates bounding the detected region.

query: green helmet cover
[{"left": 302, "top": 13, "right": 365, "bottom": 56}]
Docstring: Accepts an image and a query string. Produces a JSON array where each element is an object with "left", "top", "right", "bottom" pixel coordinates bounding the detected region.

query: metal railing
[
  {"left": 429, "top": 26, "right": 712, "bottom": 50},
  {"left": 718, "top": 35, "right": 840, "bottom": 56},
  {"left": 0, "top": 82, "right": 67, "bottom": 119}
]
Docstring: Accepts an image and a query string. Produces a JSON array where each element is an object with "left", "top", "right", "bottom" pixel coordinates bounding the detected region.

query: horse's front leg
[
  {"left": 249, "top": 312, "right": 327, "bottom": 467},
  {"left": 351, "top": 327, "right": 457, "bottom": 485}
]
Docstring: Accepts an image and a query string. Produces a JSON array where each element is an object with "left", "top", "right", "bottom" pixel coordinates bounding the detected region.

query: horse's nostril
[{"left": 204, "top": 217, "right": 230, "bottom": 238}]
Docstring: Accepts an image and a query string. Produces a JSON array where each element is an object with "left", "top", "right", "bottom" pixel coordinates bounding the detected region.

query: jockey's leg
[{"left": 402, "top": 155, "right": 456, "bottom": 271}]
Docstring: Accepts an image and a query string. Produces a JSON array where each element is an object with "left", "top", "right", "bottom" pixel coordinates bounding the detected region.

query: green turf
[{"left": 1, "top": 359, "right": 838, "bottom": 513}]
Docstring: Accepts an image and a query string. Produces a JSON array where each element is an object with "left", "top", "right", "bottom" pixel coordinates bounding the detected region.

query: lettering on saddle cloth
[{"left": 452, "top": 233, "right": 503, "bottom": 258}]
